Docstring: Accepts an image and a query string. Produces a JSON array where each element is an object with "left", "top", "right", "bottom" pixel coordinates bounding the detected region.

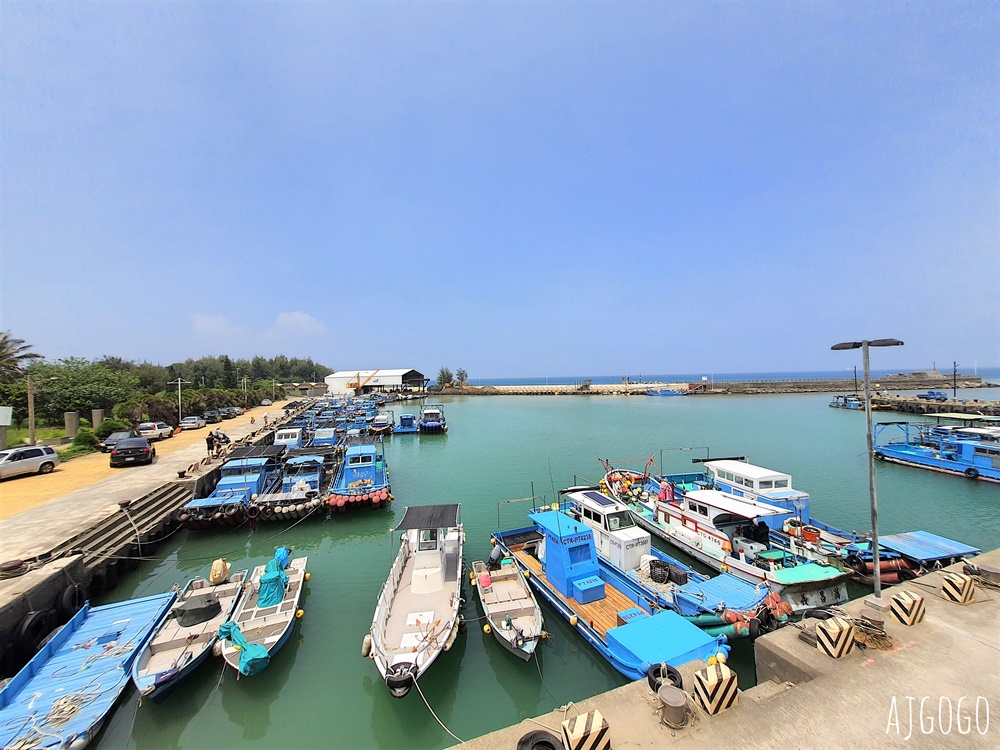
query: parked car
[
  {"left": 99, "top": 430, "right": 140, "bottom": 452},
  {"left": 229, "top": 406, "right": 244, "bottom": 415},
  {"left": 0, "top": 446, "right": 59, "bottom": 479},
  {"left": 110, "top": 437, "right": 156, "bottom": 467},
  {"left": 179, "top": 415, "right": 207, "bottom": 430},
  {"left": 219, "top": 407, "right": 237, "bottom": 419},
  {"left": 137, "top": 422, "right": 174, "bottom": 440},
  {"left": 203, "top": 410, "right": 222, "bottom": 424},
  {"left": 261, "top": 399, "right": 272, "bottom": 406}
]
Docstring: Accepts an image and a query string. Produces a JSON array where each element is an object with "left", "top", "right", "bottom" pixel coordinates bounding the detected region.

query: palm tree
[{"left": 0, "top": 331, "right": 42, "bottom": 382}]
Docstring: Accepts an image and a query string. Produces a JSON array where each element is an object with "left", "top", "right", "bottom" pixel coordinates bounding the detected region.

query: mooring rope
[{"left": 412, "top": 674, "right": 464, "bottom": 744}]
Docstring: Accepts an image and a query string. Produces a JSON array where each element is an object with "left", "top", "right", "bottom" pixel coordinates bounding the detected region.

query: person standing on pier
[{"left": 205, "top": 432, "right": 215, "bottom": 458}]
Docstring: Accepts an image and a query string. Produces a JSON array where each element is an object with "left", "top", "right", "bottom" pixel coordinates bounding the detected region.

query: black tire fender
[
  {"left": 874, "top": 452, "right": 885, "bottom": 461},
  {"left": 646, "top": 662, "right": 683, "bottom": 692},
  {"left": 57, "top": 583, "right": 88, "bottom": 619},
  {"left": 516, "top": 730, "right": 562, "bottom": 750},
  {"left": 15, "top": 609, "right": 56, "bottom": 658},
  {"left": 965, "top": 468, "right": 979, "bottom": 479}
]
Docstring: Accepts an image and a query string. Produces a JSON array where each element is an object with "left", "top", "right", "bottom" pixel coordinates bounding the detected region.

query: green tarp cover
[{"left": 218, "top": 621, "right": 270, "bottom": 676}]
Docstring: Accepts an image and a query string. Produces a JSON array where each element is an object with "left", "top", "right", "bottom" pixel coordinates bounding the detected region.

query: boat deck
[
  {"left": 512, "top": 549, "right": 636, "bottom": 639},
  {"left": 136, "top": 575, "right": 245, "bottom": 677},
  {"left": 474, "top": 562, "right": 542, "bottom": 648},
  {"left": 381, "top": 550, "right": 460, "bottom": 665},
  {"left": 223, "top": 557, "right": 306, "bottom": 663}
]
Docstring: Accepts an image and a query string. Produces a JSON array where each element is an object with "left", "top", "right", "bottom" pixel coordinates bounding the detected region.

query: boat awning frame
[{"left": 394, "top": 504, "right": 461, "bottom": 531}]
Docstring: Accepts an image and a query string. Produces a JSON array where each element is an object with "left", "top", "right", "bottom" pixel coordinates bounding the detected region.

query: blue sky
[{"left": 2, "top": 2, "right": 997, "bottom": 378}]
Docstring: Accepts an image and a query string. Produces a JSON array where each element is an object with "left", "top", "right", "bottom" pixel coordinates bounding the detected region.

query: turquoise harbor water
[{"left": 98, "top": 388, "right": 1000, "bottom": 750}]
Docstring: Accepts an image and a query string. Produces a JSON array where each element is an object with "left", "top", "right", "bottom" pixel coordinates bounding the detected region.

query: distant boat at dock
[
  {"left": 874, "top": 418, "right": 1000, "bottom": 483},
  {"left": 418, "top": 404, "right": 448, "bottom": 433}
]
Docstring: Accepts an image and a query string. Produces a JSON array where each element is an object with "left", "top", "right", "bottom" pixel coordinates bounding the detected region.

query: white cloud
[{"left": 264, "top": 312, "right": 328, "bottom": 339}]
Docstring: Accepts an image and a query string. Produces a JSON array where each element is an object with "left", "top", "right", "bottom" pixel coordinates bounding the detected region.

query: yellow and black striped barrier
[
  {"left": 942, "top": 572, "right": 975, "bottom": 604},
  {"left": 890, "top": 590, "right": 926, "bottom": 625},
  {"left": 693, "top": 662, "right": 738, "bottom": 716},
  {"left": 561, "top": 709, "right": 610, "bottom": 750},
  {"left": 816, "top": 616, "right": 856, "bottom": 659}
]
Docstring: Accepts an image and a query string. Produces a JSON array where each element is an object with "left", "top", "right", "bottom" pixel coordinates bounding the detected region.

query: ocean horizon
[{"left": 473, "top": 366, "right": 1000, "bottom": 387}]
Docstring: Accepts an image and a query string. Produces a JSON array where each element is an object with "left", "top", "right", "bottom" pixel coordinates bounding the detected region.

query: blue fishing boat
[
  {"left": 273, "top": 426, "right": 307, "bottom": 449},
  {"left": 219, "top": 548, "right": 308, "bottom": 677},
  {"left": 829, "top": 394, "right": 865, "bottom": 410},
  {"left": 874, "top": 419, "right": 1000, "bottom": 483},
  {"left": 326, "top": 438, "right": 392, "bottom": 512},
  {"left": 252, "top": 455, "right": 328, "bottom": 522},
  {"left": 0, "top": 591, "right": 175, "bottom": 749},
  {"left": 179, "top": 454, "right": 283, "bottom": 530},
  {"left": 494, "top": 510, "right": 730, "bottom": 682},
  {"left": 556, "top": 487, "right": 779, "bottom": 638},
  {"left": 418, "top": 404, "right": 448, "bottom": 433},
  {"left": 131, "top": 564, "right": 248, "bottom": 702},
  {"left": 646, "top": 388, "right": 685, "bottom": 396},
  {"left": 395, "top": 413, "right": 418, "bottom": 434}
]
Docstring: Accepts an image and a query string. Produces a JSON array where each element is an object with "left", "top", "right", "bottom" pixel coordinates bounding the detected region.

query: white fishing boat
[
  {"left": 220, "top": 548, "right": 308, "bottom": 677},
  {"left": 365, "top": 504, "right": 464, "bottom": 698},
  {"left": 471, "top": 547, "right": 544, "bottom": 661},
  {"left": 132, "top": 562, "right": 248, "bottom": 701}
]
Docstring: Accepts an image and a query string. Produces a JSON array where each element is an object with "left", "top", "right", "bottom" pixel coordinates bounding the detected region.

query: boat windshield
[{"left": 606, "top": 511, "right": 635, "bottom": 531}]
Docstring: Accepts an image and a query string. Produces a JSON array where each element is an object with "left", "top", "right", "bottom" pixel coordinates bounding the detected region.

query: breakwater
[{"left": 441, "top": 374, "right": 994, "bottom": 397}]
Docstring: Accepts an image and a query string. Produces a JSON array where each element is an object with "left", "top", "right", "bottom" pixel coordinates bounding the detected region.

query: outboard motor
[{"left": 487, "top": 544, "right": 504, "bottom": 571}]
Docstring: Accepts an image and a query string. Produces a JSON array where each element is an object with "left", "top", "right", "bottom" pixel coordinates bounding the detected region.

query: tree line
[{"left": 0, "top": 332, "right": 332, "bottom": 426}]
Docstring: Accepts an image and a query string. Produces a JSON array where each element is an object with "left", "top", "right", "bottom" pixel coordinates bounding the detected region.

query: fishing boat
[
  {"left": 326, "top": 438, "right": 392, "bottom": 513},
  {"left": 494, "top": 511, "right": 730, "bottom": 682},
  {"left": 471, "top": 548, "right": 544, "bottom": 661},
  {"left": 131, "top": 563, "right": 248, "bottom": 702},
  {"left": 252, "top": 455, "right": 328, "bottom": 522},
  {"left": 829, "top": 394, "right": 865, "bottom": 410},
  {"left": 557, "top": 487, "right": 780, "bottom": 637},
  {"left": 874, "top": 419, "right": 1000, "bottom": 483},
  {"left": 395, "top": 413, "right": 418, "bottom": 434},
  {"left": 219, "top": 547, "right": 308, "bottom": 677},
  {"left": 273, "top": 427, "right": 307, "bottom": 449},
  {"left": 370, "top": 410, "right": 395, "bottom": 436},
  {"left": 178, "top": 452, "right": 283, "bottom": 529},
  {"left": 646, "top": 388, "right": 685, "bottom": 396},
  {"left": 0, "top": 592, "right": 175, "bottom": 749},
  {"left": 417, "top": 404, "right": 448, "bottom": 433},
  {"left": 603, "top": 466, "right": 851, "bottom": 613},
  {"left": 365, "top": 504, "right": 464, "bottom": 698}
]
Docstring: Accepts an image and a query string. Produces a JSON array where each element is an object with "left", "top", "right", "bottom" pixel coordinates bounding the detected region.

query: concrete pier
[{"left": 456, "top": 551, "right": 999, "bottom": 749}]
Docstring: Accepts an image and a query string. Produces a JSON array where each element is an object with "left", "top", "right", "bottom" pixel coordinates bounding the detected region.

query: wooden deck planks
[{"left": 512, "top": 550, "right": 635, "bottom": 638}]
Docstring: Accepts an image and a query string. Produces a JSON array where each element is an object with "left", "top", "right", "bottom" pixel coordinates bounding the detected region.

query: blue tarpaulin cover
[
  {"left": 218, "top": 622, "right": 269, "bottom": 676},
  {"left": 257, "top": 547, "right": 291, "bottom": 608}
]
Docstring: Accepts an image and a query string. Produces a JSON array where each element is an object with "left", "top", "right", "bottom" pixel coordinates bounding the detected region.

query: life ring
[
  {"left": 15, "top": 609, "right": 56, "bottom": 658},
  {"left": 516, "top": 730, "right": 562, "bottom": 750},
  {"left": 874, "top": 452, "right": 885, "bottom": 461},
  {"left": 646, "top": 662, "right": 683, "bottom": 692},
  {"left": 964, "top": 468, "right": 979, "bottom": 479},
  {"left": 57, "top": 583, "right": 88, "bottom": 619}
]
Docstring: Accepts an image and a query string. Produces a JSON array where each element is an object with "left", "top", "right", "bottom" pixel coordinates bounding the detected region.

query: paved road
[{"left": 0, "top": 403, "right": 280, "bottom": 562}]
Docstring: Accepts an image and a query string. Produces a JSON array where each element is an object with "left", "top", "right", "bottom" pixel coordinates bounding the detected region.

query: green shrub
[
  {"left": 96, "top": 419, "right": 132, "bottom": 439},
  {"left": 72, "top": 427, "right": 99, "bottom": 449}
]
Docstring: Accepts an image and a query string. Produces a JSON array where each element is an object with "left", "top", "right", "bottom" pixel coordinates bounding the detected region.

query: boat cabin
[
  {"left": 311, "top": 428, "right": 339, "bottom": 447},
  {"left": 396, "top": 504, "right": 462, "bottom": 595},
  {"left": 529, "top": 510, "right": 606, "bottom": 604},
  {"left": 666, "top": 488, "right": 791, "bottom": 561},
  {"left": 703, "top": 460, "right": 812, "bottom": 527},
  {"left": 274, "top": 428, "right": 305, "bottom": 449},
  {"left": 561, "top": 488, "right": 650, "bottom": 571},
  {"left": 281, "top": 456, "right": 324, "bottom": 493}
]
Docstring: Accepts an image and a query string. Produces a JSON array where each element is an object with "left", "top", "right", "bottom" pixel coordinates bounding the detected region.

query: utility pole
[
  {"left": 167, "top": 378, "right": 191, "bottom": 425},
  {"left": 240, "top": 376, "right": 250, "bottom": 406},
  {"left": 953, "top": 361, "right": 959, "bottom": 399}
]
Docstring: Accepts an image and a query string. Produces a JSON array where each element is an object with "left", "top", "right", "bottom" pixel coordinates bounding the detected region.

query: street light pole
[
  {"left": 27, "top": 375, "right": 37, "bottom": 446},
  {"left": 167, "top": 378, "right": 191, "bottom": 425},
  {"left": 271, "top": 379, "right": 279, "bottom": 400},
  {"left": 832, "top": 337, "right": 904, "bottom": 603}
]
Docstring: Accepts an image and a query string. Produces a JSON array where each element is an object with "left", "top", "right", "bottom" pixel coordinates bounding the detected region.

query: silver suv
[
  {"left": 137, "top": 422, "right": 174, "bottom": 440},
  {"left": 0, "top": 446, "right": 59, "bottom": 479}
]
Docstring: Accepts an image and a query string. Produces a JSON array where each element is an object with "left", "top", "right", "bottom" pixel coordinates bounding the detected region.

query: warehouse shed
[{"left": 324, "top": 369, "right": 427, "bottom": 396}]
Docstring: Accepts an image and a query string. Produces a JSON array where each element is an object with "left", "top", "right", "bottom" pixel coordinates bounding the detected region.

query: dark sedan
[
  {"left": 110, "top": 437, "right": 156, "bottom": 467},
  {"left": 204, "top": 410, "right": 222, "bottom": 424},
  {"left": 99, "top": 430, "right": 140, "bottom": 453}
]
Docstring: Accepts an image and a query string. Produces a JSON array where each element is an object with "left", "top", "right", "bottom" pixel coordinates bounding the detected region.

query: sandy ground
[{"left": 0, "top": 403, "right": 278, "bottom": 521}]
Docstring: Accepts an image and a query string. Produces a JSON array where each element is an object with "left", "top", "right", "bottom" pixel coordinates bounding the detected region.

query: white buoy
[{"left": 361, "top": 634, "right": 372, "bottom": 658}]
